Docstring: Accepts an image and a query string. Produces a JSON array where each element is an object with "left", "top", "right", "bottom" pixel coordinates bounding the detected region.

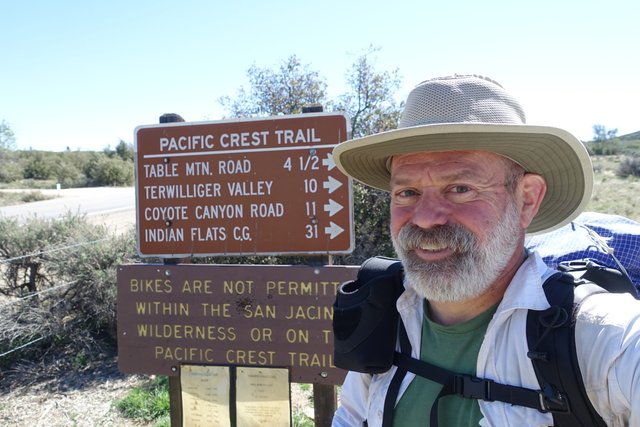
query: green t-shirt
[{"left": 392, "top": 302, "right": 498, "bottom": 427}]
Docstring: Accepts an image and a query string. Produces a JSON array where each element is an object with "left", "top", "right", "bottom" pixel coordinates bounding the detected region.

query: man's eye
[
  {"left": 392, "top": 189, "right": 420, "bottom": 203},
  {"left": 450, "top": 185, "right": 471, "bottom": 194},
  {"left": 397, "top": 189, "right": 419, "bottom": 198}
]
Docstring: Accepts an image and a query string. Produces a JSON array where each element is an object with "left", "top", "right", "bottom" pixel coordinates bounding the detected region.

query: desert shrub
[
  {"left": 617, "top": 156, "right": 640, "bottom": 178},
  {"left": 0, "top": 214, "right": 137, "bottom": 369},
  {"left": 585, "top": 140, "right": 621, "bottom": 156},
  {"left": 20, "top": 191, "right": 52, "bottom": 203}
]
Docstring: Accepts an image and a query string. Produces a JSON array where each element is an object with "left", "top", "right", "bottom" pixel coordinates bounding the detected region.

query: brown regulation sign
[
  {"left": 117, "top": 263, "right": 358, "bottom": 385},
  {"left": 135, "top": 113, "right": 352, "bottom": 257}
]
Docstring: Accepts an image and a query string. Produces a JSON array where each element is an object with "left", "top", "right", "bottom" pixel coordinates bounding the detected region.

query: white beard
[{"left": 392, "top": 202, "right": 521, "bottom": 302}]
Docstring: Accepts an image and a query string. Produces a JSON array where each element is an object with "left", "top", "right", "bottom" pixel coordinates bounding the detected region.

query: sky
[{"left": 1, "top": 0, "right": 638, "bottom": 152}]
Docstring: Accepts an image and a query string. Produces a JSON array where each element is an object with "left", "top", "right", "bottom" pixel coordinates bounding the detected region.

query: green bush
[
  {"left": 0, "top": 148, "right": 135, "bottom": 188},
  {"left": 85, "top": 154, "right": 134, "bottom": 186},
  {"left": 52, "top": 155, "right": 87, "bottom": 187},
  {"left": 115, "top": 376, "right": 170, "bottom": 423},
  {"left": 21, "top": 151, "right": 56, "bottom": 180}
]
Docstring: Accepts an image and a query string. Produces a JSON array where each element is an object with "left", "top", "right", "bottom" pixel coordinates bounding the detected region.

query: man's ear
[{"left": 518, "top": 173, "right": 547, "bottom": 228}]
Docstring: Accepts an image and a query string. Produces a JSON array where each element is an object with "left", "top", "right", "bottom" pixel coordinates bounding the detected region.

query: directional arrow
[
  {"left": 324, "top": 199, "right": 344, "bottom": 217},
  {"left": 323, "top": 176, "right": 343, "bottom": 194},
  {"left": 325, "top": 222, "right": 344, "bottom": 239},
  {"left": 322, "top": 153, "right": 336, "bottom": 171}
]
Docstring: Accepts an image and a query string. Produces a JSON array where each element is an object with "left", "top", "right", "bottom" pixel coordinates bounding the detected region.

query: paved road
[{"left": 0, "top": 187, "right": 136, "bottom": 233}]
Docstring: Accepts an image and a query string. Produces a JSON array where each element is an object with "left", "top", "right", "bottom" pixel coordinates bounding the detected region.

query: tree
[
  {"left": 332, "top": 49, "right": 403, "bottom": 263},
  {"left": 219, "top": 55, "right": 328, "bottom": 117},
  {"left": 335, "top": 47, "right": 403, "bottom": 138},
  {"left": 219, "top": 52, "right": 403, "bottom": 264},
  {"left": 0, "top": 120, "right": 16, "bottom": 151},
  {"left": 115, "top": 140, "right": 134, "bottom": 162},
  {"left": 593, "top": 124, "right": 618, "bottom": 142},
  {"left": 0, "top": 121, "right": 21, "bottom": 182}
]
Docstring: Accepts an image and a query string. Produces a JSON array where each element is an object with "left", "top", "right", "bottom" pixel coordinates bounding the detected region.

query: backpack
[
  {"left": 333, "top": 256, "right": 638, "bottom": 427},
  {"left": 526, "top": 212, "right": 640, "bottom": 288}
]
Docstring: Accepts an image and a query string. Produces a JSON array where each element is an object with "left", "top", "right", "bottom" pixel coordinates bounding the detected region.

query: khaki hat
[{"left": 332, "top": 74, "right": 594, "bottom": 235}]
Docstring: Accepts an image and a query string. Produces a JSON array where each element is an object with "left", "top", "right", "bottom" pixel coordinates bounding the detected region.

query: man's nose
[{"left": 410, "top": 193, "right": 450, "bottom": 230}]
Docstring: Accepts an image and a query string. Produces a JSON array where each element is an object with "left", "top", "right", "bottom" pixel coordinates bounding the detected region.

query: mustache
[{"left": 395, "top": 223, "right": 476, "bottom": 253}]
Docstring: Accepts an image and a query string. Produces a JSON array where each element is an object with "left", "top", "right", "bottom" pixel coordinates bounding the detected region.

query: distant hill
[{"left": 620, "top": 130, "right": 640, "bottom": 141}]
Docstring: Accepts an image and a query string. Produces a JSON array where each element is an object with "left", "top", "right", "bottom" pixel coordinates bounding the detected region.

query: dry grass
[
  {"left": 0, "top": 190, "right": 55, "bottom": 207},
  {"left": 0, "top": 350, "right": 150, "bottom": 427},
  {"left": 588, "top": 156, "right": 640, "bottom": 221}
]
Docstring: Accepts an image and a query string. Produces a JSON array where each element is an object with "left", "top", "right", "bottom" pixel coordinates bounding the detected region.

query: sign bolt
[
  {"left": 171, "top": 366, "right": 178, "bottom": 372},
  {"left": 320, "top": 371, "right": 328, "bottom": 378}
]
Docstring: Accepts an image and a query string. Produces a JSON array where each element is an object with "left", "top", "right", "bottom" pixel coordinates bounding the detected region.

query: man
[{"left": 331, "top": 75, "right": 640, "bottom": 426}]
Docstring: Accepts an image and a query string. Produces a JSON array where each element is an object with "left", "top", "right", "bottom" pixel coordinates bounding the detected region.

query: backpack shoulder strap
[
  {"left": 382, "top": 319, "right": 560, "bottom": 427},
  {"left": 526, "top": 272, "right": 608, "bottom": 427}
]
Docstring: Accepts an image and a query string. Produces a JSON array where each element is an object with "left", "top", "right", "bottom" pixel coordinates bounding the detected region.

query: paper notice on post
[
  {"left": 181, "top": 365, "right": 231, "bottom": 427},
  {"left": 236, "top": 367, "right": 290, "bottom": 427}
]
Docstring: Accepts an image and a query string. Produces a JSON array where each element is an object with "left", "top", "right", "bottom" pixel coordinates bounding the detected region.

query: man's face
[{"left": 389, "top": 150, "right": 525, "bottom": 302}]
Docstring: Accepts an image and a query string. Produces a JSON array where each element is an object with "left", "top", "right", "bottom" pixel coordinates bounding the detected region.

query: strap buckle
[
  {"left": 539, "top": 384, "right": 570, "bottom": 414},
  {"left": 454, "top": 375, "right": 494, "bottom": 401}
]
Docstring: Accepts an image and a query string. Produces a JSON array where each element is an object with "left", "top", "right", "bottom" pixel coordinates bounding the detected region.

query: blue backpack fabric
[{"left": 526, "top": 212, "right": 640, "bottom": 289}]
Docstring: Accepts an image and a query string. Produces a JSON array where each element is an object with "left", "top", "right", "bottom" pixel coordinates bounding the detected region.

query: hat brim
[{"left": 332, "top": 123, "right": 594, "bottom": 235}]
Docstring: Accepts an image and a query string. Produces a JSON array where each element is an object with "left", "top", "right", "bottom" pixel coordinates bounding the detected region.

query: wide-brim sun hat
[{"left": 332, "top": 74, "right": 594, "bottom": 235}]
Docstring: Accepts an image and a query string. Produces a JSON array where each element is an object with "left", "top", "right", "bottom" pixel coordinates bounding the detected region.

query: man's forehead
[
  {"left": 389, "top": 150, "right": 515, "bottom": 184},
  {"left": 390, "top": 150, "right": 510, "bottom": 170}
]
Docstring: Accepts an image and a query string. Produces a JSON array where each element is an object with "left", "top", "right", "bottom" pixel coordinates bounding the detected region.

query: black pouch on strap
[{"left": 332, "top": 257, "right": 404, "bottom": 374}]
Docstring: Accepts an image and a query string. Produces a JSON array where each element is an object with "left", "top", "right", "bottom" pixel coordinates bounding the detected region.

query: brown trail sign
[
  {"left": 134, "top": 113, "right": 353, "bottom": 257},
  {"left": 128, "top": 112, "right": 355, "bottom": 425},
  {"left": 117, "top": 263, "right": 358, "bottom": 386}
]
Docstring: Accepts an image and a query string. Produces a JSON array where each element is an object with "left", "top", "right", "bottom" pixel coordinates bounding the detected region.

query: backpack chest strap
[{"left": 381, "top": 320, "right": 568, "bottom": 427}]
